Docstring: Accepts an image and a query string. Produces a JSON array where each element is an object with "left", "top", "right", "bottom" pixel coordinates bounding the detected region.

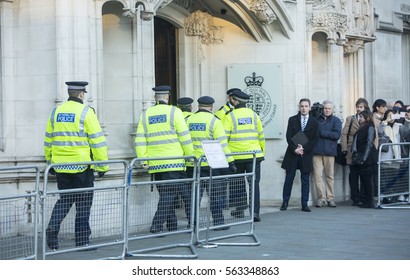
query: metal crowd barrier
[
  {"left": 195, "top": 153, "right": 260, "bottom": 247},
  {"left": 126, "top": 156, "right": 198, "bottom": 259},
  {"left": 377, "top": 142, "right": 410, "bottom": 209},
  {"left": 41, "top": 160, "right": 129, "bottom": 260},
  {"left": 0, "top": 165, "right": 40, "bottom": 260}
]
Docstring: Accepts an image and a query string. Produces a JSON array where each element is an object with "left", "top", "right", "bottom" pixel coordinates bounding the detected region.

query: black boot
[{"left": 46, "top": 228, "right": 59, "bottom": 250}]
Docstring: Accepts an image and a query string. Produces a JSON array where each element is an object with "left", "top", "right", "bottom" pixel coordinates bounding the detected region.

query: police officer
[
  {"left": 186, "top": 96, "right": 236, "bottom": 230},
  {"left": 177, "top": 97, "right": 194, "bottom": 120},
  {"left": 215, "top": 88, "right": 240, "bottom": 209},
  {"left": 44, "top": 81, "right": 109, "bottom": 250},
  {"left": 135, "top": 85, "right": 194, "bottom": 233},
  {"left": 214, "top": 88, "right": 240, "bottom": 120},
  {"left": 223, "top": 90, "right": 265, "bottom": 222}
]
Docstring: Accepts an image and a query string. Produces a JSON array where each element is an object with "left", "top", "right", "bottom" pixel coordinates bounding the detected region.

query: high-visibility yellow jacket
[
  {"left": 214, "top": 102, "right": 232, "bottom": 120},
  {"left": 44, "top": 98, "right": 109, "bottom": 173},
  {"left": 223, "top": 105, "right": 265, "bottom": 161},
  {"left": 135, "top": 103, "right": 194, "bottom": 173},
  {"left": 182, "top": 111, "right": 193, "bottom": 120},
  {"left": 186, "top": 109, "right": 234, "bottom": 167}
]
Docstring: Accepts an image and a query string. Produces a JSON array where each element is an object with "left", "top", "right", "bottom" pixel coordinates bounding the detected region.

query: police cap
[
  {"left": 226, "top": 88, "right": 241, "bottom": 96},
  {"left": 66, "top": 81, "right": 88, "bottom": 92},
  {"left": 152, "top": 85, "right": 171, "bottom": 94},
  {"left": 177, "top": 97, "right": 194, "bottom": 107},
  {"left": 197, "top": 96, "right": 215, "bottom": 106},
  {"left": 232, "top": 90, "right": 249, "bottom": 102}
]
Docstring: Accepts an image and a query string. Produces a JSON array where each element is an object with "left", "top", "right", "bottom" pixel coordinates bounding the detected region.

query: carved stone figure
[
  {"left": 250, "top": 0, "right": 277, "bottom": 24},
  {"left": 184, "top": 10, "right": 224, "bottom": 45}
]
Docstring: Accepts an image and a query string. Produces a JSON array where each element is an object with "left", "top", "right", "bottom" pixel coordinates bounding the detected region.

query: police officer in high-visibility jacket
[
  {"left": 44, "top": 81, "right": 109, "bottom": 250},
  {"left": 135, "top": 85, "right": 194, "bottom": 234},
  {"left": 214, "top": 88, "right": 240, "bottom": 120},
  {"left": 214, "top": 88, "right": 240, "bottom": 209},
  {"left": 223, "top": 90, "right": 265, "bottom": 222},
  {"left": 186, "top": 96, "right": 236, "bottom": 230}
]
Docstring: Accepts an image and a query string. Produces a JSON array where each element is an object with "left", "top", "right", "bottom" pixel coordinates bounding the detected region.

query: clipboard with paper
[{"left": 291, "top": 131, "right": 308, "bottom": 146}]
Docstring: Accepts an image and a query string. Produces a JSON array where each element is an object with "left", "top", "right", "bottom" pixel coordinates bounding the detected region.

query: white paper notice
[{"left": 201, "top": 140, "right": 229, "bottom": 169}]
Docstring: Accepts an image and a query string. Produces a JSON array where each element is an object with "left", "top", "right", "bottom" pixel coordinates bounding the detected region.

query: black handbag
[
  {"left": 335, "top": 143, "right": 347, "bottom": 166},
  {"left": 351, "top": 151, "right": 364, "bottom": 165}
]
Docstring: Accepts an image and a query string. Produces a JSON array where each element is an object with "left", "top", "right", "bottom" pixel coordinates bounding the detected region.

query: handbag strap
[{"left": 347, "top": 115, "right": 355, "bottom": 145}]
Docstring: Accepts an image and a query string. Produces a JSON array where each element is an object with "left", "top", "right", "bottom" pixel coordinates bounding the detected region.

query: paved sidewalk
[
  {"left": 193, "top": 202, "right": 410, "bottom": 260},
  {"left": 50, "top": 201, "right": 410, "bottom": 260}
]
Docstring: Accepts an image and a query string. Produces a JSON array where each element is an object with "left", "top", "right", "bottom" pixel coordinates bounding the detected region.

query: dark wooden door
[{"left": 154, "top": 17, "right": 177, "bottom": 105}]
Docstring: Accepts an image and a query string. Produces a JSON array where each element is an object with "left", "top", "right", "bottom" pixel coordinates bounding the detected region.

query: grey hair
[
  {"left": 322, "top": 100, "right": 334, "bottom": 107},
  {"left": 155, "top": 93, "right": 169, "bottom": 102}
]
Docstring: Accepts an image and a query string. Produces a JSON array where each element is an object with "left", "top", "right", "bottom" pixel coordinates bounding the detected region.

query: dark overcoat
[{"left": 281, "top": 112, "right": 319, "bottom": 172}]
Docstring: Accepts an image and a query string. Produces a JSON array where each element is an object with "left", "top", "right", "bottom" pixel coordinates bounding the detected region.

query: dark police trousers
[
  {"left": 230, "top": 160, "right": 261, "bottom": 215},
  {"left": 151, "top": 171, "right": 181, "bottom": 231},
  {"left": 47, "top": 168, "right": 94, "bottom": 246}
]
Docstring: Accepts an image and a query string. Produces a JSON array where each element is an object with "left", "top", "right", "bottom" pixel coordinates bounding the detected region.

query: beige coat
[
  {"left": 340, "top": 114, "right": 360, "bottom": 165},
  {"left": 373, "top": 112, "right": 383, "bottom": 148}
]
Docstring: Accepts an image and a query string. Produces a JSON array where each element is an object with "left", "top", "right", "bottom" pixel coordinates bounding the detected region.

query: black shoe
[
  {"left": 352, "top": 201, "right": 359, "bottom": 206},
  {"left": 301, "top": 206, "right": 311, "bottom": 212},
  {"left": 46, "top": 228, "right": 59, "bottom": 250},
  {"left": 149, "top": 225, "right": 163, "bottom": 234},
  {"left": 280, "top": 202, "right": 288, "bottom": 211},
  {"left": 253, "top": 214, "right": 261, "bottom": 222},
  {"left": 230, "top": 209, "right": 245, "bottom": 218}
]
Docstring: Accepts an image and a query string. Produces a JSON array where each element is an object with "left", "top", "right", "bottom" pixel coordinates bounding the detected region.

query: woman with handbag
[{"left": 351, "top": 110, "right": 378, "bottom": 208}]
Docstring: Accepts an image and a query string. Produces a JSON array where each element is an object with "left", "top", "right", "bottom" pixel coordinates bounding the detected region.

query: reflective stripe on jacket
[
  {"left": 186, "top": 110, "right": 234, "bottom": 166},
  {"left": 135, "top": 104, "right": 194, "bottom": 173},
  {"left": 223, "top": 107, "right": 265, "bottom": 160},
  {"left": 44, "top": 99, "right": 109, "bottom": 173}
]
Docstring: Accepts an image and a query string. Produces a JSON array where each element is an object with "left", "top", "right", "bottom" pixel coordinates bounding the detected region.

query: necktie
[{"left": 302, "top": 116, "right": 306, "bottom": 131}]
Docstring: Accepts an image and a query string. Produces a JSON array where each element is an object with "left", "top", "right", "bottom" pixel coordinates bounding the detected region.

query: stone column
[{"left": 0, "top": 0, "right": 14, "bottom": 151}]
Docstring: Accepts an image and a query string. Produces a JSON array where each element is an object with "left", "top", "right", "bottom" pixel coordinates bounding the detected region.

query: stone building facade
[{"left": 0, "top": 0, "right": 409, "bottom": 209}]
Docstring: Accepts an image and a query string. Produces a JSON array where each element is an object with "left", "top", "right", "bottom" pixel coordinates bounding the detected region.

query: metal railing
[
  {"left": 126, "top": 156, "right": 198, "bottom": 258},
  {"left": 0, "top": 165, "right": 40, "bottom": 260},
  {"left": 1, "top": 154, "right": 263, "bottom": 259},
  {"left": 41, "top": 160, "right": 129, "bottom": 260},
  {"left": 377, "top": 142, "right": 410, "bottom": 209},
  {"left": 195, "top": 153, "right": 260, "bottom": 247}
]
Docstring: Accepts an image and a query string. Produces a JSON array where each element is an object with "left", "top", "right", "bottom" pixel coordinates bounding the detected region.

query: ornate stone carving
[
  {"left": 309, "top": 0, "right": 375, "bottom": 53},
  {"left": 343, "top": 38, "right": 364, "bottom": 54},
  {"left": 249, "top": 0, "right": 277, "bottom": 24},
  {"left": 307, "top": 12, "right": 348, "bottom": 44},
  {"left": 184, "top": 11, "right": 224, "bottom": 45},
  {"left": 338, "top": 0, "right": 374, "bottom": 37}
]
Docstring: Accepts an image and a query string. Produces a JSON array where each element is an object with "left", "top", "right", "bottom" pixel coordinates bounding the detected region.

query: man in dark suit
[{"left": 280, "top": 98, "right": 319, "bottom": 212}]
